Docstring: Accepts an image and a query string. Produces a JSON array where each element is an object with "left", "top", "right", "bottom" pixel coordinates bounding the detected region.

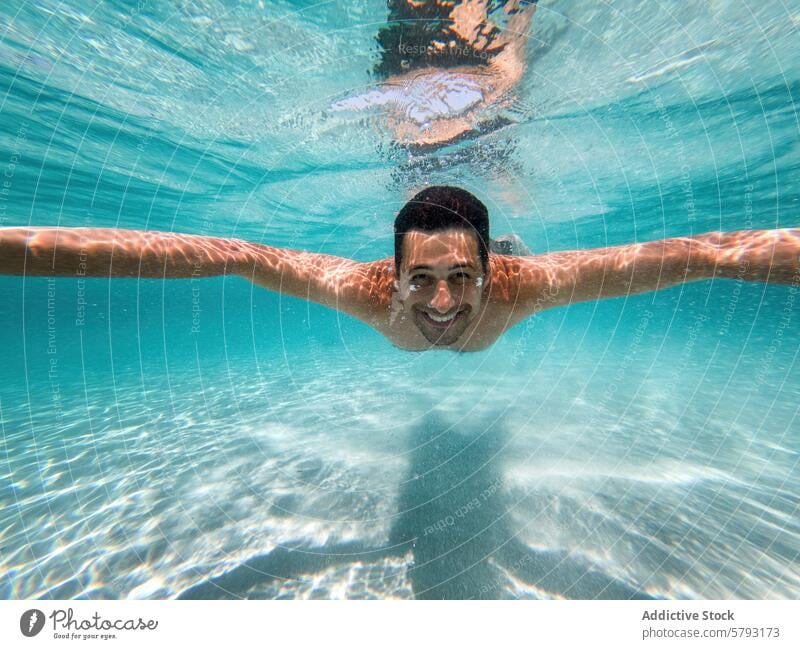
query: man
[
  {"left": 2, "top": 185, "right": 798, "bottom": 352},
  {"left": 331, "top": 0, "right": 537, "bottom": 148}
]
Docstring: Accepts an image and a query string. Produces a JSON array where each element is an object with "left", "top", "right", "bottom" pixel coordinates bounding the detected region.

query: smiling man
[{"left": 1, "top": 185, "right": 799, "bottom": 352}]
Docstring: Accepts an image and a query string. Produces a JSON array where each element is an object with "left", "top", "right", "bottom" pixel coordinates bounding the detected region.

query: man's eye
[
  {"left": 410, "top": 275, "right": 432, "bottom": 284},
  {"left": 450, "top": 272, "right": 471, "bottom": 282}
]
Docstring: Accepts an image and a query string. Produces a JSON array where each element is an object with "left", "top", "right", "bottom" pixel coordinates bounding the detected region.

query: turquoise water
[{"left": 1, "top": 0, "right": 799, "bottom": 599}]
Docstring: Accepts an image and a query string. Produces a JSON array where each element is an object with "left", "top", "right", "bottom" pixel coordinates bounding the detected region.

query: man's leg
[
  {"left": 375, "top": 1, "right": 537, "bottom": 76},
  {"left": 331, "top": 1, "right": 537, "bottom": 148}
]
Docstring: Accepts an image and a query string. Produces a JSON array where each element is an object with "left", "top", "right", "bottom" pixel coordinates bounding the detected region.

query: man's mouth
[{"left": 419, "top": 308, "right": 465, "bottom": 329}]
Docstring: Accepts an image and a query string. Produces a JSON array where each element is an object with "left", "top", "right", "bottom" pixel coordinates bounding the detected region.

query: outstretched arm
[
  {"left": 0, "top": 227, "right": 385, "bottom": 319},
  {"left": 505, "top": 228, "right": 800, "bottom": 315},
  {"left": 0, "top": 227, "right": 252, "bottom": 278}
]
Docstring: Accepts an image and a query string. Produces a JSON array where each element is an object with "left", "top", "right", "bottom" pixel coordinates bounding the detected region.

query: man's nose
[{"left": 428, "top": 280, "right": 455, "bottom": 313}]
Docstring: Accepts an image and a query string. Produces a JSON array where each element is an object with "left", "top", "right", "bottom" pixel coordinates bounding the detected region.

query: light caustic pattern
[{"left": 1, "top": 0, "right": 799, "bottom": 599}]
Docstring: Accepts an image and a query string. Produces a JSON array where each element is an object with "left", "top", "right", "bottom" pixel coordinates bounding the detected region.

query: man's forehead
[{"left": 402, "top": 229, "right": 480, "bottom": 268}]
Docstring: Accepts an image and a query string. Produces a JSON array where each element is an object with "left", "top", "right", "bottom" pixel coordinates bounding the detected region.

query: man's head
[
  {"left": 394, "top": 186, "right": 490, "bottom": 273},
  {"left": 393, "top": 186, "right": 490, "bottom": 346}
]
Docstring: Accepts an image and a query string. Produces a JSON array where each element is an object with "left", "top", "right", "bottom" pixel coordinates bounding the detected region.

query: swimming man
[{"left": 2, "top": 186, "right": 798, "bottom": 352}]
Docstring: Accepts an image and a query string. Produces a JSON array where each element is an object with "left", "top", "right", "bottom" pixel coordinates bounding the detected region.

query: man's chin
[{"left": 414, "top": 309, "right": 470, "bottom": 346}]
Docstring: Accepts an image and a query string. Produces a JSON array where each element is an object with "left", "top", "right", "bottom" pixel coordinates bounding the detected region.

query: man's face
[{"left": 397, "top": 228, "right": 486, "bottom": 346}]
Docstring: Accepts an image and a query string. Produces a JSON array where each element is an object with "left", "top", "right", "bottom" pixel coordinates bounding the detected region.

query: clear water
[{"left": 1, "top": 0, "right": 799, "bottom": 599}]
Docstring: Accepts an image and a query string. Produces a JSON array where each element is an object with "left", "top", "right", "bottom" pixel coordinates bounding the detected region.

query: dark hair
[{"left": 394, "top": 186, "right": 490, "bottom": 273}]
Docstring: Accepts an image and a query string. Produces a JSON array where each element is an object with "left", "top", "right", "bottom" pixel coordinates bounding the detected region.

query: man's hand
[{"left": 703, "top": 229, "right": 800, "bottom": 285}]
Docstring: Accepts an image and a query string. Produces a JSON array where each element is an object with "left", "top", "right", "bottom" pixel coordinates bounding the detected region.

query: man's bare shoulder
[
  {"left": 340, "top": 257, "right": 394, "bottom": 318},
  {"left": 488, "top": 254, "right": 544, "bottom": 298},
  {"left": 487, "top": 254, "right": 563, "bottom": 317}
]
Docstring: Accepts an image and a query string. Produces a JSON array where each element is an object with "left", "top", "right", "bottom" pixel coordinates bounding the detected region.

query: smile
[{"left": 419, "top": 309, "right": 464, "bottom": 329}]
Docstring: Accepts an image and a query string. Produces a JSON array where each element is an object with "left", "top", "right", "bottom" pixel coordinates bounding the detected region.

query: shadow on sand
[{"left": 178, "top": 413, "right": 652, "bottom": 600}]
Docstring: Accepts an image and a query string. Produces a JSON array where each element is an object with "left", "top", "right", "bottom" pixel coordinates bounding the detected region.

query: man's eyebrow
[{"left": 407, "top": 263, "right": 475, "bottom": 272}]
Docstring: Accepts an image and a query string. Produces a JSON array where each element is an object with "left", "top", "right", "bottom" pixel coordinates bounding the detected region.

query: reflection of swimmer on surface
[
  {"left": 330, "top": 0, "right": 537, "bottom": 148},
  {"left": 3, "top": 186, "right": 799, "bottom": 353}
]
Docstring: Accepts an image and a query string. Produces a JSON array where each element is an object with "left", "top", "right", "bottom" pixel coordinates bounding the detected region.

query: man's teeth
[{"left": 428, "top": 312, "right": 457, "bottom": 322}]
